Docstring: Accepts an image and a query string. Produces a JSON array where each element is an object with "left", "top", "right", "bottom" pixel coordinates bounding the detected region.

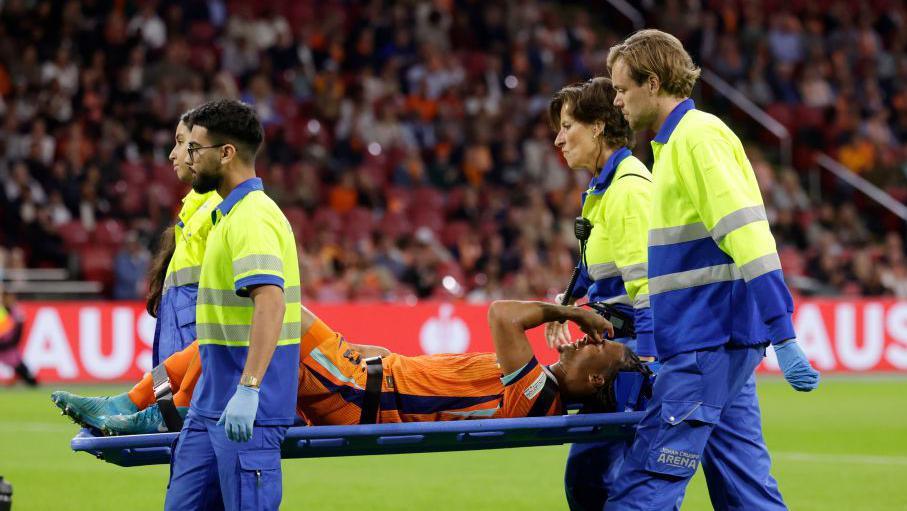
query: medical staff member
[
  {"left": 546, "top": 77, "right": 656, "bottom": 510},
  {"left": 147, "top": 110, "right": 222, "bottom": 367},
  {"left": 165, "top": 100, "right": 301, "bottom": 511},
  {"left": 52, "top": 113, "right": 222, "bottom": 428},
  {"left": 606, "top": 30, "right": 819, "bottom": 510}
]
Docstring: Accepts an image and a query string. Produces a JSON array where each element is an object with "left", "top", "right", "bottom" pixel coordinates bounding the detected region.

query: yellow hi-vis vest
[
  {"left": 162, "top": 190, "right": 221, "bottom": 293},
  {"left": 153, "top": 189, "right": 222, "bottom": 365},
  {"left": 574, "top": 147, "right": 655, "bottom": 356},
  {"left": 647, "top": 99, "right": 795, "bottom": 359},
  {"left": 193, "top": 177, "right": 301, "bottom": 425}
]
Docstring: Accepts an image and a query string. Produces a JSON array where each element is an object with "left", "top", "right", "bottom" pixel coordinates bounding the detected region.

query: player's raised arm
[{"left": 487, "top": 300, "right": 613, "bottom": 374}]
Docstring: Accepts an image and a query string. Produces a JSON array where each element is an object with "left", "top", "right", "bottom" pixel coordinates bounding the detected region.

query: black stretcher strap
[
  {"left": 152, "top": 363, "right": 184, "bottom": 432},
  {"left": 359, "top": 357, "right": 384, "bottom": 425}
]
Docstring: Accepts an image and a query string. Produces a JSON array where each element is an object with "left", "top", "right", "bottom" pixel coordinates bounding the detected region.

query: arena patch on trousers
[{"left": 644, "top": 400, "right": 720, "bottom": 478}]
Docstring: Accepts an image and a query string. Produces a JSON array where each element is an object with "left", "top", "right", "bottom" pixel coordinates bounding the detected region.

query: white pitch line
[{"left": 774, "top": 451, "right": 907, "bottom": 467}]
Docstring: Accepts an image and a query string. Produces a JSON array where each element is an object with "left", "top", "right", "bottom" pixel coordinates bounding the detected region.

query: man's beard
[{"left": 192, "top": 169, "right": 223, "bottom": 194}]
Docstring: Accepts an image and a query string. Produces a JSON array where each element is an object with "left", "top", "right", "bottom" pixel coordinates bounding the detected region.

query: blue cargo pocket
[
  {"left": 175, "top": 303, "right": 197, "bottom": 345},
  {"left": 238, "top": 449, "right": 282, "bottom": 511},
  {"left": 644, "top": 400, "right": 720, "bottom": 479}
]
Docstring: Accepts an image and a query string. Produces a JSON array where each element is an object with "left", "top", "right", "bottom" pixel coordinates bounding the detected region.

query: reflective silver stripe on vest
[
  {"left": 649, "top": 207, "right": 768, "bottom": 248},
  {"left": 197, "top": 321, "right": 302, "bottom": 343},
  {"left": 649, "top": 264, "right": 742, "bottom": 294},
  {"left": 619, "top": 262, "right": 648, "bottom": 282},
  {"left": 162, "top": 265, "right": 202, "bottom": 292},
  {"left": 740, "top": 253, "right": 782, "bottom": 282},
  {"left": 711, "top": 205, "right": 767, "bottom": 243},
  {"left": 634, "top": 293, "right": 650, "bottom": 308},
  {"left": 198, "top": 288, "right": 251, "bottom": 307},
  {"left": 232, "top": 254, "right": 284, "bottom": 276},
  {"left": 198, "top": 286, "right": 302, "bottom": 307},
  {"left": 588, "top": 262, "right": 621, "bottom": 280},
  {"left": 648, "top": 222, "right": 710, "bottom": 246},
  {"left": 604, "top": 294, "right": 632, "bottom": 306},
  {"left": 282, "top": 285, "right": 302, "bottom": 302}
]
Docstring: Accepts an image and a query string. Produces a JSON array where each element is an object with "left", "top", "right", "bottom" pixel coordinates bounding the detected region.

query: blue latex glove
[
  {"left": 774, "top": 339, "right": 820, "bottom": 392},
  {"left": 217, "top": 384, "right": 259, "bottom": 442}
]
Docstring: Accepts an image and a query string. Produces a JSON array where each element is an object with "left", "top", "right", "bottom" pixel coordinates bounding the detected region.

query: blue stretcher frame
[{"left": 71, "top": 411, "right": 645, "bottom": 467}]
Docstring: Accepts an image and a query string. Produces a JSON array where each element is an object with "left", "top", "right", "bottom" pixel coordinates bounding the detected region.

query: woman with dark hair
[
  {"left": 147, "top": 111, "right": 222, "bottom": 368},
  {"left": 546, "top": 77, "right": 658, "bottom": 511},
  {"left": 63, "top": 112, "right": 222, "bottom": 424}
]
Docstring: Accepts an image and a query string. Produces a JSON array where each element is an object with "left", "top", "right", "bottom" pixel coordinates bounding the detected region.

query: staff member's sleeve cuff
[
  {"left": 766, "top": 315, "right": 795, "bottom": 345},
  {"left": 235, "top": 275, "right": 285, "bottom": 297},
  {"left": 634, "top": 332, "right": 657, "bottom": 358},
  {"left": 747, "top": 270, "right": 796, "bottom": 344}
]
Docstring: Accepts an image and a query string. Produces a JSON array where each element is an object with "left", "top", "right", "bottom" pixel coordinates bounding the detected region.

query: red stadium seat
[
  {"left": 412, "top": 211, "right": 444, "bottom": 233},
  {"left": 312, "top": 208, "right": 342, "bottom": 233},
  {"left": 441, "top": 221, "right": 471, "bottom": 248},
  {"left": 119, "top": 188, "right": 147, "bottom": 216},
  {"left": 779, "top": 247, "right": 805, "bottom": 277},
  {"left": 283, "top": 207, "right": 314, "bottom": 241},
  {"left": 343, "top": 207, "right": 375, "bottom": 241},
  {"left": 283, "top": 206, "right": 307, "bottom": 229},
  {"left": 79, "top": 246, "right": 115, "bottom": 290},
  {"left": 443, "top": 187, "right": 465, "bottom": 215},
  {"left": 187, "top": 21, "right": 216, "bottom": 43},
  {"left": 57, "top": 220, "right": 90, "bottom": 248},
  {"left": 412, "top": 186, "right": 445, "bottom": 213},
  {"left": 378, "top": 211, "right": 412, "bottom": 239},
  {"left": 152, "top": 164, "right": 181, "bottom": 189},
  {"left": 120, "top": 162, "right": 148, "bottom": 186},
  {"left": 793, "top": 105, "right": 824, "bottom": 129},
  {"left": 359, "top": 163, "right": 388, "bottom": 189},
  {"left": 765, "top": 103, "right": 795, "bottom": 131},
  {"left": 148, "top": 182, "right": 178, "bottom": 211},
  {"left": 93, "top": 219, "right": 126, "bottom": 247}
]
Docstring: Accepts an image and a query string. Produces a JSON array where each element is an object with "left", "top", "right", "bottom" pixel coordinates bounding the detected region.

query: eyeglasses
[{"left": 187, "top": 143, "right": 227, "bottom": 163}]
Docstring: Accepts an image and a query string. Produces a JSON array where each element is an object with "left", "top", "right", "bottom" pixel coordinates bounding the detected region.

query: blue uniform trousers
[
  {"left": 606, "top": 344, "right": 786, "bottom": 511},
  {"left": 165, "top": 411, "right": 287, "bottom": 511},
  {"left": 154, "top": 284, "right": 199, "bottom": 366},
  {"left": 565, "top": 438, "right": 637, "bottom": 510},
  {"left": 564, "top": 339, "right": 669, "bottom": 511}
]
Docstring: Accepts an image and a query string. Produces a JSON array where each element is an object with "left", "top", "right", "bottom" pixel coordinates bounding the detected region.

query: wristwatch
[{"left": 239, "top": 374, "right": 260, "bottom": 389}]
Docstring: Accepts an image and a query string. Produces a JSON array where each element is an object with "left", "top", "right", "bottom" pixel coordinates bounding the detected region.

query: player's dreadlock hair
[{"left": 579, "top": 345, "right": 652, "bottom": 414}]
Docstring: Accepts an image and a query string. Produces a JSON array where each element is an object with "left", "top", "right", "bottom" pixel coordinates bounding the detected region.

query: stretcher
[{"left": 71, "top": 411, "right": 645, "bottom": 467}]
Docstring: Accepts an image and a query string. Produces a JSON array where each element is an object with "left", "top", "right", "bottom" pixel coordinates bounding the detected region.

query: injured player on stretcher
[{"left": 52, "top": 300, "right": 648, "bottom": 434}]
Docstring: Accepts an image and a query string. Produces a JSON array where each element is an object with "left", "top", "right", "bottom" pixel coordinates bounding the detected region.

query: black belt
[
  {"left": 152, "top": 363, "right": 184, "bottom": 432},
  {"left": 359, "top": 357, "right": 384, "bottom": 424}
]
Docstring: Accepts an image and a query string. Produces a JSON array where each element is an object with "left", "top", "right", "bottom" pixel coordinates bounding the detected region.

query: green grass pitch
[{"left": 1, "top": 377, "right": 906, "bottom": 510}]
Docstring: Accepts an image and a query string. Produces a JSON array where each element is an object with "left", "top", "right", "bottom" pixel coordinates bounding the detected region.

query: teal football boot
[
  {"left": 102, "top": 405, "right": 189, "bottom": 435},
  {"left": 51, "top": 391, "right": 138, "bottom": 430}
]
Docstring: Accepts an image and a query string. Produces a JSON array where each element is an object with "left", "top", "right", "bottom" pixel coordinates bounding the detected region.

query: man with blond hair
[{"left": 604, "top": 29, "right": 819, "bottom": 510}]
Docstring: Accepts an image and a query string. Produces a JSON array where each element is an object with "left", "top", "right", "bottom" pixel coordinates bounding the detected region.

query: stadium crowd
[
  {"left": 649, "top": 0, "right": 907, "bottom": 297},
  {"left": 0, "top": 0, "right": 905, "bottom": 301}
]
